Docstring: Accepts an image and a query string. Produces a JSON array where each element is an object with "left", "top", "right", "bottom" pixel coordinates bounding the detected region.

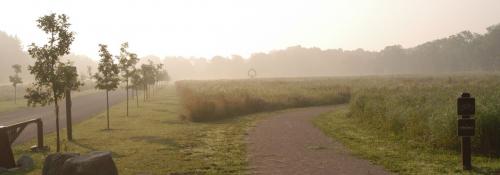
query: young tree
[
  {"left": 117, "top": 42, "right": 138, "bottom": 116},
  {"left": 94, "top": 44, "right": 120, "bottom": 130},
  {"left": 87, "top": 66, "right": 92, "bottom": 80},
  {"left": 158, "top": 69, "right": 170, "bottom": 85},
  {"left": 25, "top": 13, "right": 75, "bottom": 152},
  {"left": 153, "top": 63, "right": 164, "bottom": 91},
  {"left": 141, "top": 64, "right": 154, "bottom": 100},
  {"left": 130, "top": 68, "right": 143, "bottom": 107},
  {"left": 9, "top": 64, "right": 23, "bottom": 104},
  {"left": 61, "top": 64, "right": 82, "bottom": 141},
  {"left": 79, "top": 73, "right": 87, "bottom": 82}
]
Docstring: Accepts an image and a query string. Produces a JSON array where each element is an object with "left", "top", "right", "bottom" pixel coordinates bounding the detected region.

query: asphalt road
[{"left": 0, "top": 90, "right": 127, "bottom": 145}]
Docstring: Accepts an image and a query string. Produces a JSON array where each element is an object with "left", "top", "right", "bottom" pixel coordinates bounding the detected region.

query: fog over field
[
  {"left": 2, "top": 1, "right": 500, "bottom": 174},
  {"left": 1, "top": 0, "right": 500, "bottom": 83},
  {"left": 2, "top": 25, "right": 500, "bottom": 83}
]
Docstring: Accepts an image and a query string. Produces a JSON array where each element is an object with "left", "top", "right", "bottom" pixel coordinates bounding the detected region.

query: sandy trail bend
[{"left": 247, "top": 105, "right": 390, "bottom": 175}]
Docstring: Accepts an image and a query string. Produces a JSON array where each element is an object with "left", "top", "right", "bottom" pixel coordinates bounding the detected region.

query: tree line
[
  {"left": 163, "top": 24, "right": 500, "bottom": 80},
  {"left": 23, "top": 13, "right": 170, "bottom": 152},
  {"left": 2, "top": 22, "right": 500, "bottom": 82}
]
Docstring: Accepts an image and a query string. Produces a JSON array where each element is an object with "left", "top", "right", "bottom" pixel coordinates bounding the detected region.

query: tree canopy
[
  {"left": 9, "top": 64, "right": 23, "bottom": 87},
  {"left": 25, "top": 13, "right": 75, "bottom": 107},
  {"left": 94, "top": 44, "right": 120, "bottom": 91}
]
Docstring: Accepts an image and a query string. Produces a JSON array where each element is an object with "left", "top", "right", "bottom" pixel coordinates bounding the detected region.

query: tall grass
[
  {"left": 176, "top": 75, "right": 500, "bottom": 155},
  {"left": 347, "top": 75, "right": 500, "bottom": 156},
  {"left": 176, "top": 78, "right": 351, "bottom": 122}
]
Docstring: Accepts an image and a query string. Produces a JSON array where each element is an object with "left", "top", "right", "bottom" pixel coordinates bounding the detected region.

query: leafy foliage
[
  {"left": 94, "top": 44, "right": 120, "bottom": 91},
  {"left": 141, "top": 64, "right": 155, "bottom": 86},
  {"left": 130, "top": 68, "right": 143, "bottom": 90},
  {"left": 60, "top": 64, "right": 83, "bottom": 91},
  {"left": 117, "top": 42, "right": 139, "bottom": 82},
  {"left": 25, "top": 13, "right": 75, "bottom": 107},
  {"left": 9, "top": 64, "right": 23, "bottom": 87}
]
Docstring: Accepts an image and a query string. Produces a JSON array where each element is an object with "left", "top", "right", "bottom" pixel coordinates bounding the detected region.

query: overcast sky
[{"left": 1, "top": 0, "right": 500, "bottom": 60}]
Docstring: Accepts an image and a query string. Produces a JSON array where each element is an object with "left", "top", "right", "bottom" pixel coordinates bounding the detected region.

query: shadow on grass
[
  {"left": 129, "top": 136, "right": 180, "bottom": 148},
  {"left": 70, "top": 140, "right": 98, "bottom": 151},
  {"left": 155, "top": 101, "right": 180, "bottom": 106},
  {"left": 69, "top": 140, "right": 125, "bottom": 158},
  {"left": 153, "top": 108, "right": 176, "bottom": 114},
  {"left": 98, "top": 128, "right": 129, "bottom": 132},
  {"left": 161, "top": 120, "right": 187, "bottom": 125}
]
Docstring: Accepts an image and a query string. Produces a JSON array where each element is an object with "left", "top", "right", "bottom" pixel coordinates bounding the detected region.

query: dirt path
[
  {"left": 0, "top": 90, "right": 126, "bottom": 145},
  {"left": 247, "top": 106, "right": 390, "bottom": 175}
]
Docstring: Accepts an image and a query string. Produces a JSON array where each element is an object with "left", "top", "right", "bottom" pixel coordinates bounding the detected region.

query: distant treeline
[
  {"left": 0, "top": 31, "right": 98, "bottom": 84},
  {"left": 2, "top": 23, "right": 500, "bottom": 82},
  {"left": 0, "top": 31, "right": 32, "bottom": 83},
  {"left": 164, "top": 24, "right": 500, "bottom": 80}
]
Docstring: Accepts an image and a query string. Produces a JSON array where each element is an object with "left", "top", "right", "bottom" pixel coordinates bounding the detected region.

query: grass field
[
  {"left": 9, "top": 86, "right": 271, "bottom": 175},
  {"left": 346, "top": 75, "right": 500, "bottom": 156},
  {"left": 175, "top": 75, "right": 500, "bottom": 174},
  {"left": 6, "top": 75, "right": 500, "bottom": 174},
  {"left": 314, "top": 105, "right": 500, "bottom": 174},
  {"left": 176, "top": 78, "right": 351, "bottom": 121}
]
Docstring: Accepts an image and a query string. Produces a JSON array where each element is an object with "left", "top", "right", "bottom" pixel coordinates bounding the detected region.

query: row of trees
[
  {"left": 94, "top": 43, "right": 170, "bottom": 130},
  {"left": 24, "top": 13, "right": 170, "bottom": 152},
  {"left": 162, "top": 24, "right": 500, "bottom": 80}
]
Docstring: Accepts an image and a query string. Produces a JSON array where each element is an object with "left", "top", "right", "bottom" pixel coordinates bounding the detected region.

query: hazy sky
[{"left": 1, "top": 0, "right": 500, "bottom": 60}]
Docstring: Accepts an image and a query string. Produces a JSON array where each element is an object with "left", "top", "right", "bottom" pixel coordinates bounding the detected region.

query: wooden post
[
  {"left": 36, "top": 119, "right": 44, "bottom": 149},
  {"left": 462, "top": 136, "right": 472, "bottom": 170},
  {"left": 0, "top": 126, "right": 15, "bottom": 168},
  {"left": 457, "top": 92, "right": 475, "bottom": 171}
]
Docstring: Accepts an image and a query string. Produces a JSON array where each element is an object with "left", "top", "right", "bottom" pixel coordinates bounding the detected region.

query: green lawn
[
  {"left": 314, "top": 105, "right": 500, "bottom": 175},
  {"left": 0, "top": 99, "right": 28, "bottom": 113},
  {"left": 10, "top": 86, "right": 266, "bottom": 175}
]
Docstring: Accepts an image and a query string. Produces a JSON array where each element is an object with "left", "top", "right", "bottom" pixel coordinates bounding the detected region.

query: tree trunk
[
  {"left": 65, "top": 90, "right": 73, "bottom": 141},
  {"left": 131, "top": 86, "right": 135, "bottom": 99},
  {"left": 143, "top": 84, "right": 147, "bottom": 101},
  {"left": 14, "top": 85, "right": 16, "bottom": 104},
  {"left": 106, "top": 90, "right": 110, "bottom": 130},
  {"left": 136, "top": 88, "right": 139, "bottom": 107},
  {"left": 55, "top": 98, "right": 60, "bottom": 152},
  {"left": 126, "top": 80, "right": 129, "bottom": 116}
]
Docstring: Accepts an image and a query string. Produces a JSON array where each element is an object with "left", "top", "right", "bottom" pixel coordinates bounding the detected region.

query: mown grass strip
[
  {"left": 9, "top": 86, "right": 264, "bottom": 175},
  {"left": 314, "top": 105, "right": 500, "bottom": 175}
]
